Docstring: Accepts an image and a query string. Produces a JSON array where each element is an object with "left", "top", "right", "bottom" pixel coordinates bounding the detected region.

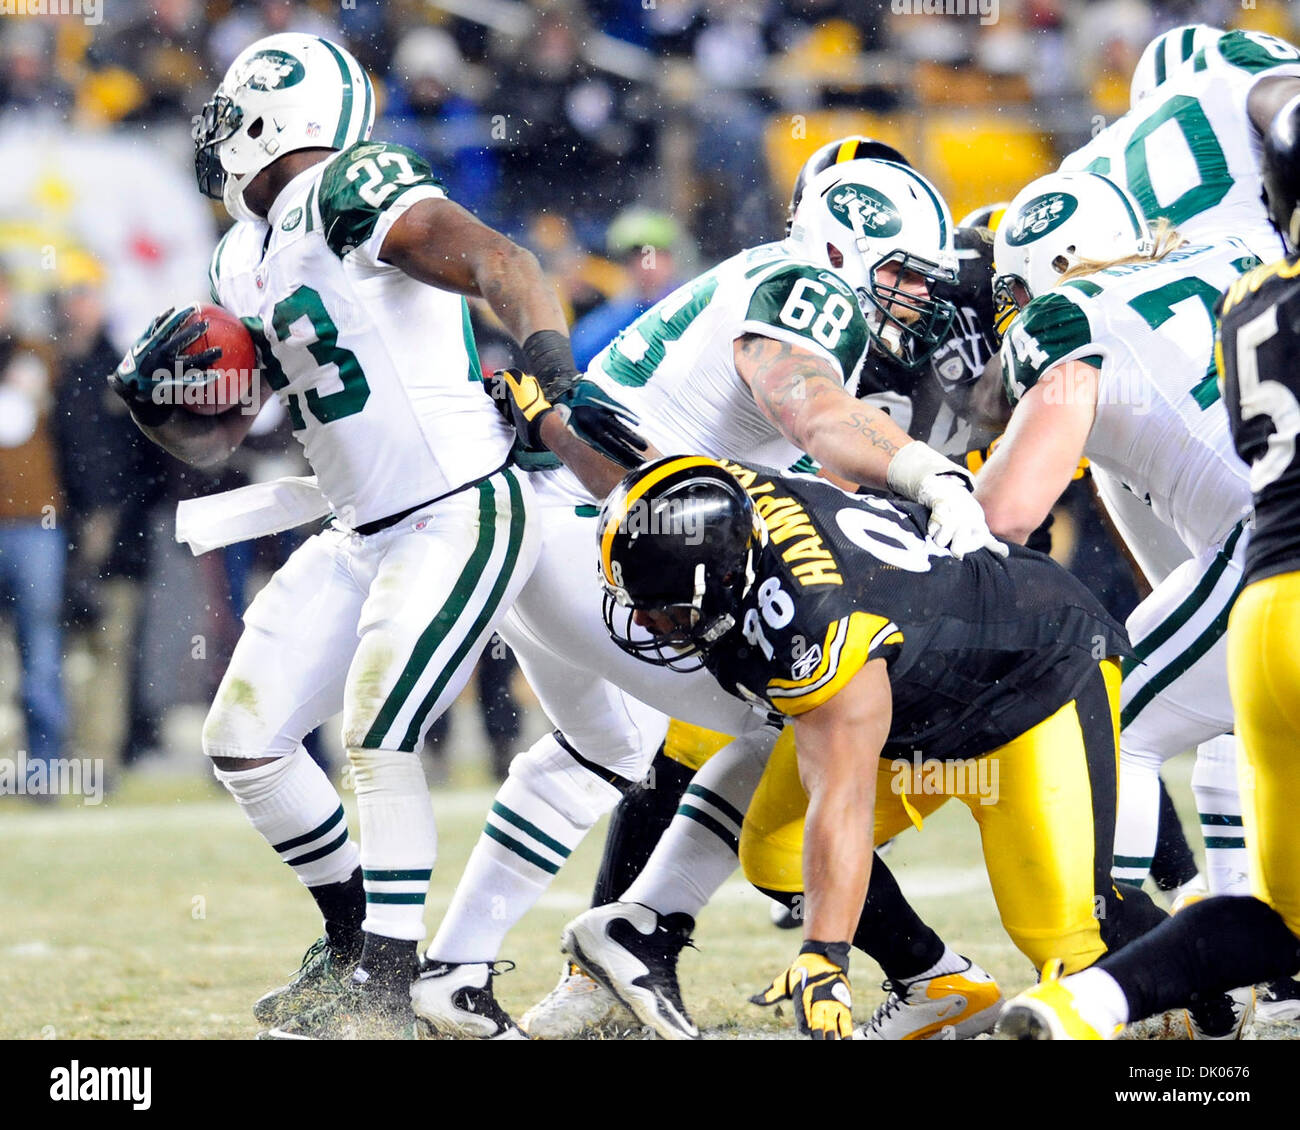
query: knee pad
[{"left": 507, "top": 731, "right": 624, "bottom": 828}]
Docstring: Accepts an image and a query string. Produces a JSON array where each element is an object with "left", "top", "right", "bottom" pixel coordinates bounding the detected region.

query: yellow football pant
[
  {"left": 1227, "top": 574, "right": 1300, "bottom": 939},
  {"left": 739, "top": 661, "right": 1125, "bottom": 974},
  {"left": 663, "top": 718, "right": 735, "bottom": 772}
]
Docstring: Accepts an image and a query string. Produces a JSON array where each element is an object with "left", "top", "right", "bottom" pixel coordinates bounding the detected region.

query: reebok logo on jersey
[
  {"left": 827, "top": 184, "right": 903, "bottom": 239},
  {"left": 790, "top": 644, "right": 822, "bottom": 680},
  {"left": 1005, "top": 192, "right": 1078, "bottom": 246}
]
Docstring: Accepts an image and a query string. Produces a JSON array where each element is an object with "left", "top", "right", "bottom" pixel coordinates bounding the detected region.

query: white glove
[{"left": 887, "top": 441, "right": 1008, "bottom": 560}]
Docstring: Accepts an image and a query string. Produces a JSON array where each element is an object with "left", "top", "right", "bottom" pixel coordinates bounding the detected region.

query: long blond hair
[{"left": 1056, "top": 219, "right": 1185, "bottom": 284}]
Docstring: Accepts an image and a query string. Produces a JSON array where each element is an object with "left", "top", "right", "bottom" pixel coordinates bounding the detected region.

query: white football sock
[
  {"left": 1113, "top": 747, "right": 1162, "bottom": 885},
  {"left": 623, "top": 727, "right": 777, "bottom": 918},
  {"left": 212, "top": 746, "right": 358, "bottom": 887},
  {"left": 428, "top": 732, "right": 623, "bottom": 964},
  {"left": 905, "top": 945, "right": 970, "bottom": 983},
  {"left": 348, "top": 747, "right": 436, "bottom": 942},
  {"left": 1192, "top": 734, "right": 1250, "bottom": 896},
  {"left": 1063, "top": 967, "right": 1130, "bottom": 1032}
]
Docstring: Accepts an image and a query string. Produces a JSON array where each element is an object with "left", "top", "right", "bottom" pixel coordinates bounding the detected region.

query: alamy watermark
[
  {"left": 619, "top": 496, "right": 704, "bottom": 545},
  {"left": 889, "top": 751, "right": 1000, "bottom": 806},
  {"left": 890, "top": 0, "right": 999, "bottom": 27},
  {"left": 0, "top": 752, "right": 104, "bottom": 805},
  {"left": 0, "top": 0, "right": 102, "bottom": 25},
  {"left": 149, "top": 360, "right": 263, "bottom": 415}
]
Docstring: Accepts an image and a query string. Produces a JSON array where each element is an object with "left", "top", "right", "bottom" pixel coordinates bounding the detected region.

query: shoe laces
[
  {"left": 296, "top": 936, "right": 330, "bottom": 972},
  {"left": 865, "top": 979, "right": 909, "bottom": 1032}
]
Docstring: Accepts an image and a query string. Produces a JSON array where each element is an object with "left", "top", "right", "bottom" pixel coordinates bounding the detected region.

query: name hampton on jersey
[
  {"left": 719, "top": 458, "right": 843, "bottom": 588},
  {"left": 207, "top": 140, "right": 513, "bottom": 526},
  {"left": 1060, "top": 29, "right": 1300, "bottom": 260}
]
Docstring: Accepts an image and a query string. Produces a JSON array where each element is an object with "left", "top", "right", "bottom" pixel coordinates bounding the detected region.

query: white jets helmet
[
  {"left": 193, "top": 34, "right": 375, "bottom": 223},
  {"left": 1129, "top": 24, "right": 1224, "bottom": 108},
  {"left": 787, "top": 158, "right": 959, "bottom": 370},
  {"left": 993, "top": 172, "right": 1154, "bottom": 325}
]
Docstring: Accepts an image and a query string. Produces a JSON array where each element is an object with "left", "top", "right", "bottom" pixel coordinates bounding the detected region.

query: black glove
[
  {"left": 750, "top": 941, "right": 853, "bottom": 1040},
  {"left": 108, "top": 304, "right": 222, "bottom": 424},
  {"left": 486, "top": 369, "right": 648, "bottom": 469}
]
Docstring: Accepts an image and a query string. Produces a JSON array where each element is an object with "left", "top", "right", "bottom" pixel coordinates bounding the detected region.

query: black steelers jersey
[
  {"left": 1217, "top": 256, "right": 1300, "bottom": 584},
  {"left": 856, "top": 227, "right": 999, "bottom": 459},
  {"left": 705, "top": 460, "right": 1129, "bottom": 761}
]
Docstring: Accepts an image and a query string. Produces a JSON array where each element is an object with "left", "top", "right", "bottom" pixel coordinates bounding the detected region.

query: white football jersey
[
  {"left": 1001, "top": 240, "right": 1258, "bottom": 556},
  {"left": 537, "top": 242, "right": 869, "bottom": 505},
  {"left": 1061, "top": 29, "right": 1300, "bottom": 262},
  {"left": 209, "top": 140, "right": 514, "bottom": 527}
]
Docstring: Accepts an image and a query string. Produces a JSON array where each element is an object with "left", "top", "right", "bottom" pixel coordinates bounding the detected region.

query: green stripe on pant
[
  {"left": 360, "top": 481, "right": 499, "bottom": 750},
  {"left": 397, "top": 471, "right": 528, "bottom": 751}
]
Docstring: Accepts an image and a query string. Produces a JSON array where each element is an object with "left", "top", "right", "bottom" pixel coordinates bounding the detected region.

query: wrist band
[
  {"left": 521, "top": 330, "right": 579, "bottom": 397},
  {"left": 799, "top": 939, "right": 851, "bottom": 969}
]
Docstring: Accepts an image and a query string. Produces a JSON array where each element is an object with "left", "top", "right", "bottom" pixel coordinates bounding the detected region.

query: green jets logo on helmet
[
  {"left": 1005, "top": 192, "right": 1079, "bottom": 247},
  {"left": 239, "top": 49, "right": 306, "bottom": 92},
  {"left": 826, "top": 184, "right": 904, "bottom": 239}
]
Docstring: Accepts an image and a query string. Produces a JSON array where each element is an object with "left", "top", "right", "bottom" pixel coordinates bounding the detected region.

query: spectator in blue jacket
[{"left": 571, "top": 208, "right": 685, "bottom": 370}]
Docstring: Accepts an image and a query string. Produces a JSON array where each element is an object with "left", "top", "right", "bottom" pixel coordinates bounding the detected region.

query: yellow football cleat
[{"left": 997, "top": 959, "right": 1121, "bottom": 1041}]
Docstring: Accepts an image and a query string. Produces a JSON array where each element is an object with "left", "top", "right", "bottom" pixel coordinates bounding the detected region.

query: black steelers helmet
[
  {"left": 786, "top": 135, "right": 912, "bottom": 236},
  {"left": 598, "top": 456, "right": 761, "bottom": 670},
  {"left": 1263, "top": 94, "right": 1300, "bottom": 254}
]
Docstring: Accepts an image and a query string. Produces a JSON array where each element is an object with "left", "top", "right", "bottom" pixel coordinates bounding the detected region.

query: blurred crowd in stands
[{"left": 1, "top": 0, "right": 1297, "bottom": 791}]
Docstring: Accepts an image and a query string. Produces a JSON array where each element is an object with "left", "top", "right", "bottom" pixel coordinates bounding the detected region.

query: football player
[
  {"left": 108, "top": 33, "right": 632, "bottom": 1039},
  {"left": 1060, "top": 29, "right": 1300, "bottom": 910},
  {"left": 411, "top": 157, "right": 1003, "bottom": 1037},
  {"left": 572, "top": 453, "right": 1160, "bottom": 1040},
  {"left": 523, "top": 143, "right": 1018, "bottom": 1041},
  {"left": 998, "top": 97, "right": 1300, "bottom": 1040},
  {"left": 1063, "top": 26, "right": 1300, "bottom": 263},
  {"left": 977, "top": 170, "right": 1267, "bottom": 1036}
]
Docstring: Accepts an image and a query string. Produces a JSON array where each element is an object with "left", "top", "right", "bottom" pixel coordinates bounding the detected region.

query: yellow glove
[
  {"left": 485, "top": 368, "right": 554, "bottom": 448},
  {"left": 751, "top": 941, "right": 853, "bottom": 1040}
]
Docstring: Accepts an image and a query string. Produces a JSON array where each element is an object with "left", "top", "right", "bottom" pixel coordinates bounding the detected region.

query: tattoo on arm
[
  {"left": 836, "top": 411, "right": 902, "bottom": 455},
  {"left": 738, "top": 334, "right": 899, "bottom": 458},
  {"left": 740, "top": 335, "right": 838, "bottom": 442}
]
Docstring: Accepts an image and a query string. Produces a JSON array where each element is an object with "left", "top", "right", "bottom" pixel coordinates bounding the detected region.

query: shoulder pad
[
  {"left": 317, "top": 141, "right": 444, "bottom": 259},
  {"left": 745, "top": 263, "right": 869, "bottom": 379},
  {"left": 1002, "top": 291, "right": 1096, "bottom": 403}
]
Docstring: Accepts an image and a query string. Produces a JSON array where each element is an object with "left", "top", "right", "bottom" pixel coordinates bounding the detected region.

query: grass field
[{"left": 2, "top": 752, "right": 1295, "bottom": 1041}]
